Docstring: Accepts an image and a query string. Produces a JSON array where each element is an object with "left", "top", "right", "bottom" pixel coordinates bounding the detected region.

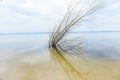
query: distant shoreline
[{"left": 0, "top": 31, "right": 120, "bottom": 35}]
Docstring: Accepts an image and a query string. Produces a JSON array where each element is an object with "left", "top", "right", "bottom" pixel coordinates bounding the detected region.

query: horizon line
[{"left": 0, "top": 31, "right": 120, "bottom": 35}]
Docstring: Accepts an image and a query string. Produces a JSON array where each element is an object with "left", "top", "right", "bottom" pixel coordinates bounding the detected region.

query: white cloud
[
  {"left": 0, "top": 0, "right": 120, "bottom": 33},
  {"left": 0, "top": 0, "right": 64, "bottom": 32}
]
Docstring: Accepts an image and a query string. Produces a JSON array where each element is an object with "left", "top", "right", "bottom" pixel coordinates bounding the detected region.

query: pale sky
[{"left": 0, "top": 0, "right": 120, "bottom": 33}]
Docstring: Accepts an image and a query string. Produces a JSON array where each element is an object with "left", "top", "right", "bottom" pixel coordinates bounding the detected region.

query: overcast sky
[{"left": 0, "top": 0, "right": 120, "bottom": 33}]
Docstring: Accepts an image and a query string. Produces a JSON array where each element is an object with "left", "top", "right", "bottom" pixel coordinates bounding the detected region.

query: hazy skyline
[{"left": 0, "top": 0, "right": 120, "bottom": 33}]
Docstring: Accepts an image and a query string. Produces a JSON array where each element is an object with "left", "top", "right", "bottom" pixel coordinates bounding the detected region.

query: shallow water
[{"left": 0, "top": 32, "right": 120, "bottom": 80}]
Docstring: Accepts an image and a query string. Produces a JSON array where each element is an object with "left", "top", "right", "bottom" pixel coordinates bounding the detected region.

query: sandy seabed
[{"left": 0, "top": 52, "right": 120, "bottom": 80}]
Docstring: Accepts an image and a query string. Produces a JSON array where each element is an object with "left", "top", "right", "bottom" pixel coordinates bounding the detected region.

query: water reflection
[{"left": 0, "top": 32, "right": 120, "bottom": 80}]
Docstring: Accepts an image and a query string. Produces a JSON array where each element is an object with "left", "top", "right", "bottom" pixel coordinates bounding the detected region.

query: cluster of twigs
[{"left": 49, "top": 0, "right": 101, "bottom": 80}]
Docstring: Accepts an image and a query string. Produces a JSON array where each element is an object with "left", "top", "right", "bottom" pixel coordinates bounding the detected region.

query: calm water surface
[
  {"left": 0, "top": 32, "right": 120, "bottom": 60},
  {"left": 0, "top": 32, "right": 120, "bottom": 80}
]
